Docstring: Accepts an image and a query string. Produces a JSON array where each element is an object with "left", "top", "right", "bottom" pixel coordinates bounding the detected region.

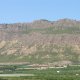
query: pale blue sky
[{"left": 0, "top": 0, "right": 80, "bottom": 23}]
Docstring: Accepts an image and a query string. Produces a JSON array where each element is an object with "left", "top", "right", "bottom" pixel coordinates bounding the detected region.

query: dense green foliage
[{"left": 0, "top": 65, "right": 80, "bottom": 80}]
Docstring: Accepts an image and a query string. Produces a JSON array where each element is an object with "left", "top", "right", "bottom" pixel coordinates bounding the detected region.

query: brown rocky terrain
[{"left": 0, "top": 18, "right": 80, "bottom": 66}]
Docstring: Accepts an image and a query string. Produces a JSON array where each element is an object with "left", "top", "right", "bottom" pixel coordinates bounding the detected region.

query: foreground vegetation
[{"left": 0, "top": 64, "right": 80, "bottom": 80}]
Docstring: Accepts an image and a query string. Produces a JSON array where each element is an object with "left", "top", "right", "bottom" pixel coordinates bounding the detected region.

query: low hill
[{"left": 0, "top": 19, "right": 80, "bottom": 66}]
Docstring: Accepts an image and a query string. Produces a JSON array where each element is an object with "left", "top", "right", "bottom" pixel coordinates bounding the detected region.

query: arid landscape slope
[{"left": 0, "top": 19, "right": 80, "bottom": 66}]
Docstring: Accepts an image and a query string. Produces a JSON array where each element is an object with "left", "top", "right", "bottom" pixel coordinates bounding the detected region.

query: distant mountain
[{"left": 0, "top": 19, "right": 80, "bottom": 66}]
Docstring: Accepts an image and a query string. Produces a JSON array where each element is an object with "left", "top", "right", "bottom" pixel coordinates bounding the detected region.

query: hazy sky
[{"left": 0, "top": 0, "right": 80, "bottom": 23}]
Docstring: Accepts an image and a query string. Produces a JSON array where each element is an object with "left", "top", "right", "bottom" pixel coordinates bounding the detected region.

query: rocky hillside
[{"left": 0, "top": 18, "right": 80, "bottom": 66}]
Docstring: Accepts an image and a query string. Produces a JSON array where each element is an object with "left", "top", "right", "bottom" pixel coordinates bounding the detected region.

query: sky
[{"left": 0, "top": 0, "right": 80, "bottom": 23}]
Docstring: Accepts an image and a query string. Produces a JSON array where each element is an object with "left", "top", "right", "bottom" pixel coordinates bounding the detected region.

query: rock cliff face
[{"left": 0, "top": 19, "right": 80, "bottom": 66}]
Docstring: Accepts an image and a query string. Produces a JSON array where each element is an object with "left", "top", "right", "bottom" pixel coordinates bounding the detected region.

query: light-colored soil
[{"left": 0, "top": 74, "right": 34, "bottom": 77}]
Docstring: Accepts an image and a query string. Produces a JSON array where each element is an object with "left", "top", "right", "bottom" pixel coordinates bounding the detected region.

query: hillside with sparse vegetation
[{"left": 0, "top": 19, "right": 80, "bottom": 66}]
